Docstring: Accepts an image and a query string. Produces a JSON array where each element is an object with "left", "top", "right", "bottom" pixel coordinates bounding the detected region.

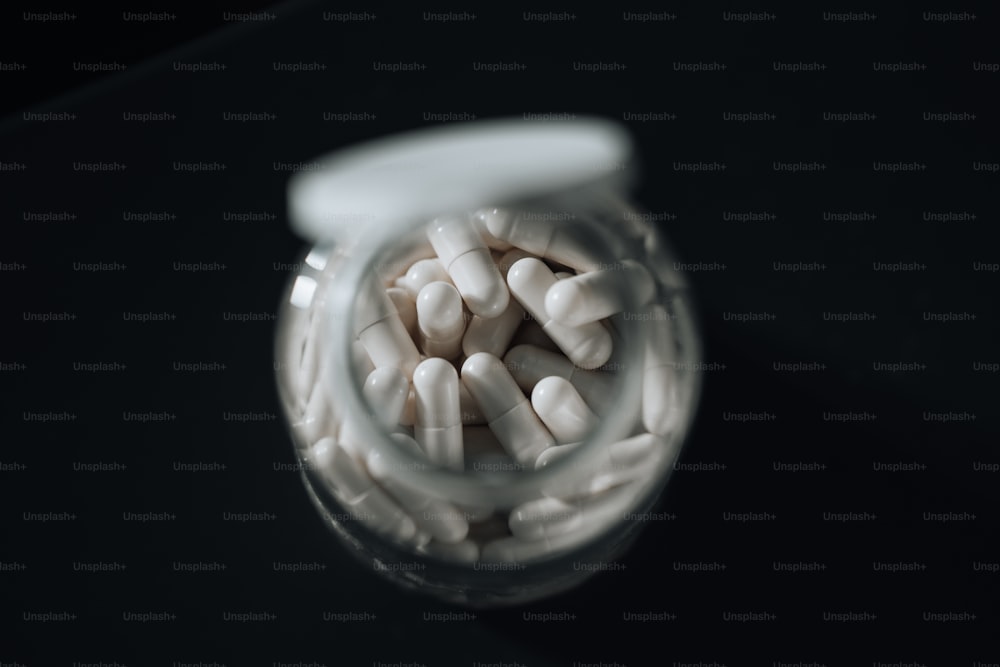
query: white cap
[{"left": 287, "top": 118, "right": 632, "bottom": 245}]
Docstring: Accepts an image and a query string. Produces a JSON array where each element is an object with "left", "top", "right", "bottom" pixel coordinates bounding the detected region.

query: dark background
[{"left": 2, "top": 1, "right": 998, "bottom": 664}]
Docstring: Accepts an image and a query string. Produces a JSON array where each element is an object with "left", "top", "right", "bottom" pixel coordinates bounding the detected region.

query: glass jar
[{"left": 274, "top": 118, "right": 702, "bottom": 607}]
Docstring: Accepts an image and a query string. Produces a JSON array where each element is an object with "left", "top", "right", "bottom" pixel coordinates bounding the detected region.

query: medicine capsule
[
  {"left": 461, "top": 352, "right": 555, "bottom": 466},
  {"left": 413, "top": 358, "right": 464, "bottom": 471},
  {"left": 289, "top": 273, "right": 319, "bottom": 310},
  {"left": 544, "top": 259, "right": 655, "bottom": 326},
  {"left": 416, "top": 281, "right": 466, "bottom": 360},
  {"left": 501, "top": 483, "right": 646, "bottom": 550},
  {"left": 367, "top": 434, "right": 469, "bottom": 544},
  {"left": 472, "top": 208, "right": 515, "bottom": 251},
  {"left": 484, "top": 210, "right": 605, "bottom": 273},
  {"left": 378, "top": 238, "right": 437, "bottom": 286},
  {"left": 363, "top": 367, "right": 410, "bottom": 423},
  {"left": 494, "top": 248, "right": 534, "bottom": 279},
  {"left": 462, "top": 298, "right": 525, "bottom": 359},
  {"left": 427, "top": 214, "right": 510, "bottom": 318},
  {"left": 641, "top": 304, "right": 679, "bottom": 436},
  {"left": 311, "top": 437, "right": 417, "bottom": 542},
  {"left": 351, "top": 339, "right": 376, "bottom": 381},
  {"left": 395, "top": 258, "right": 452, "bottom": 299},
  {"left": 339, "top": 366, "right": 410, "bottom": 458},
  {"left": 404, "top": 531, "right": 433, "bottom": 549},
  {"left": 294, "top": 311, "right": 321, "bottom": 408},
  {"left": 508, "top": 496, "right": 581, "bottom": 540},
  {"left": 530, "top": 376, "right": 599, "bottom": 444},
  {"left": 385, "top": 286, "right": 418, "bottom": 341},
  {"left": 535, "top": 432, "right": 665, "bottom": 498},
  {"left": 507, "top": 258, "right": 612, "bottom": 370},
  {"left": 418, "top": 538, "right": 481, "bottom": 563},
  {"left": 481, "top": 484, "right": 643, "bottom": 562},
  {"left": 503, "top": 344, "right": 615, "bottom": 413},
  {"left": 294, "top": 374, "right": 336, "bottom": 446},
  {"left": 354, "top": 277, "right": 421, "bottom": 378}
]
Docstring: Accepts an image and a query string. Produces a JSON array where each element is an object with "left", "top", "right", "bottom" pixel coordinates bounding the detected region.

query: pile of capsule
[{"left": 300, "top": 208, "right": 679, "bottom": 563}]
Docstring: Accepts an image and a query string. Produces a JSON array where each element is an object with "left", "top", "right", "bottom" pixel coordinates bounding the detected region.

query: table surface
[{"left": 2, "top": 1, "right": 998, "bottom": 663}]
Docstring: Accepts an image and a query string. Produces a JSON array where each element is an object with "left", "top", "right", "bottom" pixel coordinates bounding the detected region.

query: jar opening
[{"left": 323, "top": 207, "right": 657, "bottom": 509}]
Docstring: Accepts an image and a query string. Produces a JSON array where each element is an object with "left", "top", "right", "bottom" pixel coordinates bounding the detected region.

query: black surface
[{"left": 2, "top": 1, "right": 998, "bottom": 664}]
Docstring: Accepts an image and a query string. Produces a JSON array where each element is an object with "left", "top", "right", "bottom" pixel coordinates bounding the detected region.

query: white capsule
[
  {"left": 385, "top": 286, "right": 418, "bottom": 341},
  {"left": 545, "top": 260, "right": 655, "bottom": 326},
  {"left": 460, "top": 352, "right": 555, "bottom": 465},
  {"left": 462, "top": 298, "right": 525, "bottom": 358},
  {"left": 293, "top": 311, "right": 320, "bottom": 407},
  {"left": 394, "top": 258, "right": 452, "bottom": 299},
  {"left": 531, "top": 376, "right": 599, "bottom": 445},
  {"left": 378, "top": 238, "right": 437, "bottom": 286},
  {"left": 496, "top": 484, "right": 647, "bottom": 559},
  {"left": 482, "top": 484, "right": 643, "bottom": 562},
  {"left": 508, "top": 497, "right": 581, "bottom": 540},
  {"left": 302, "top": 245, "right": 331, "bottom": 271},
  {"left": 507, "top": 258, "right": 612, "bottom": 370},
  {"left": 535, "top": 432, "right": 665, "bottom": 498},
  {"left": 404, "top": 531, "right": 433, "bottom": 549},
  {"left": 427, "top": 215, "right": 510, "bottom": 318},
  {"left": 310, "top": 437, "right": 417, "bottom": 542},
  {"left": 418, "top": 538, "right": 480, "bottom": 563},
  {"left": 494, "top": 248, "right": 534, "bottom": 279},
  {"left": 503, "top": 344, "right": 615, "bottom": 414},
  {"left": 387, "top": 431, "right": 422, "bottom": 452},
  {"left": 293, "top": 374, "right": 336, "bottom": 445},
  {"left": 363, "top": 367, "right": 410, "bottom": 424},
  {"left": 339, "top": 366, "right": 410, "bottom": 458},
  {"left": 485, "top": 211, "right": 605, "bottom": 273},
  {"left": 642, "top": 304, "right": 680, "bottom": 436},
  {"left": 415, "top": 281, "right": 466, "bottom": 359},
  {"left": 351, "top": 339, "right": 376, "bottom": 380},
  {"left": 289, "top": 274, "right": 319, "bottom": 310},
  {"left": 367, "top": 436, "right": 469, "bottom": 544},
  {"left": 413, "top": 358, "right": 464, "bottom": 471},
  {"left": 472, "top": 208, "right": 515, "bottom": 250},
  {"left": 354, "top": 278, "right": 421, "bottom": 379}
]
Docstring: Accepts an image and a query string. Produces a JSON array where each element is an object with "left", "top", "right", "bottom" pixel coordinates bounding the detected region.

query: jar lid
[{"left": 288, "top": 117, "right": 632, "bottom": 244}]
